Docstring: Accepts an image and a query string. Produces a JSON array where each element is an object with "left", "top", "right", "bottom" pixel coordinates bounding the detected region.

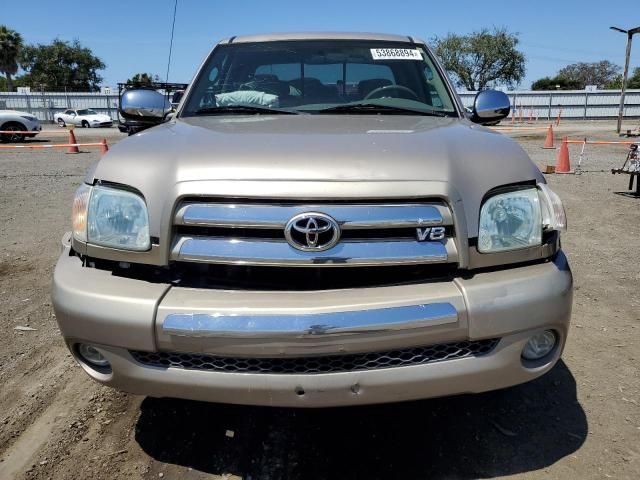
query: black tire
[
  {"left": 82, "top": 120, "right": 90, "bottom": 128},
  {"left": 0, "top": 122, "right": 27, "bottom": 143},
  {"left": 57, "top": 118, "right": 66, "bottom": 127}
]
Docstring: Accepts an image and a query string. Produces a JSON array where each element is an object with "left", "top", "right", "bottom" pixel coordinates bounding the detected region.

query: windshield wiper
[
  {"left": 316, "top": 103, "right": 448, "bottom": 116},
  {"left": 195, "top": 105, "right": 298, "bottom": 115}
]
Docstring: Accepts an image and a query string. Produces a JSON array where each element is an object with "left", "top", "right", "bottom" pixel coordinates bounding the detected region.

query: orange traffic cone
[
  {"left": 100, "top": 138, "right": 109, "bottom": 155},
  {"left": 543, "top": 124, "right": 555, "bottom": 149},
  {"left": 67, "top": 128, "right": 79, "bottom": 154},
  {"left": 555, "top": 137, "right": 571, "bottom": 173}
]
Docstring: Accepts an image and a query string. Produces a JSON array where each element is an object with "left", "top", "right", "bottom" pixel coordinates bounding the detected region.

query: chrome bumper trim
[
  {"left": 162, "top": 302, "right": 458, "bottom": 338},
  {"left": 171, "top": 237, "right": 454, "bottom": 266},
  {"left": 175, "top": 203, "right": 450, "bottom": 229}
]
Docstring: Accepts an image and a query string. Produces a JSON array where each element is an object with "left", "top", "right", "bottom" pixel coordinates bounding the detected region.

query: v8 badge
[{"left": 416, "top": 226, "right": 446, "bottom": 242}]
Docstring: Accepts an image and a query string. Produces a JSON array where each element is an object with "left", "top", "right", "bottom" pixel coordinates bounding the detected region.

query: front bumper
[
  {"left": 52, "top": 234, "right": 573, "bottom": 407},
  {"left": 92, "top": 121, "right": 113, "bottom": 128}
]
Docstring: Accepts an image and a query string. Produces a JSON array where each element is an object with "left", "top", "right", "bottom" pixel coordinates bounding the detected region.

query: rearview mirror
[
  {"left": 470, "top": 90, "right": 511, "bottom": 125},
  {"left": 119, "top": 88, "right": 171, "bottom": 123}
]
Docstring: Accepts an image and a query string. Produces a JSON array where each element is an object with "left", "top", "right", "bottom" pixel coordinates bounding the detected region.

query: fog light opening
[
  {"left": 522, "top": 330, "right": 557, "bottom": 361},
  {"left": 77, "top": 343, "right": 110, "bottom": 368}
]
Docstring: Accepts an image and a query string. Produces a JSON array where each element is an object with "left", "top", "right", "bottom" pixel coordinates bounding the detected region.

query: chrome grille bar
[
  {"left": 161, "top": 302, "right": 458, "bottom": 338},
  {"left": 171, "top": 237, "right": 456, "bottom": 267},
  {"left": 175, "top": 203, "right": 451, "bottom": 229}
]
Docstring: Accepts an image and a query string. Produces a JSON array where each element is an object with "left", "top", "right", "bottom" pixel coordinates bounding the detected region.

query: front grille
[
  {"left": 170, "top": 200, "right": 459, "bottom": 270},
  {"left": 130, "top": 338, "right": 499, "bottom": 375},
  {"left": 175, "top": 225, "right": 455, "bottom": 241},
  {"left": 170, "top": 262, "right": 458, "bottom": 290},
  {"left": 90, "top": 257, "right": 458, "bottom": 290}
]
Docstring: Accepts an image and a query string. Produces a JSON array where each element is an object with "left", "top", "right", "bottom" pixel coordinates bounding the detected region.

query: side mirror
[
  {"left": 119, "top": 88, "right": 171, "bottom": 124},
  {"left": 171, "top": 90, "right": 184, "bottom": 107},
  {"left": 470, "top": 90, "right": 511, "bottom": 124}
]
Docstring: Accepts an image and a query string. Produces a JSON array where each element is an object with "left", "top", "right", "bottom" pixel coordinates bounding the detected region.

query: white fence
[
  {"left": 0, "top": 91, "right": 119, "bottom": 123},
  {"left": 1, "top": 89, "right": 640, "bottom": 122}
]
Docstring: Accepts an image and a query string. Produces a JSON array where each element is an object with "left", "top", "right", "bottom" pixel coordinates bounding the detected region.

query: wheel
[
  {"left": 82, "top": 120, "right": 90, "bottom": 128},
  {"left": 0, "top": 122, "right": 27, "bottom": 143},
  {"left": 57, "top": 118, "right": 66, "bottom": 127},
  {"left": 364, "top": 85, "right": 419, "bottom": 101}
]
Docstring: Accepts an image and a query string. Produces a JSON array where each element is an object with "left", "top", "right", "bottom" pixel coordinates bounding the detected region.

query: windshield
[
  {"left": 181, "top": 40, "right": 458, "bottom": 116},
  {"left": 78, "top": 109, "right": 97, "bottom": 115}
]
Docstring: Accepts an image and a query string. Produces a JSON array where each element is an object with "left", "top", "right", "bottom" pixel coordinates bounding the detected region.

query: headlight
[
  {"left": 20, "top": 115, "right": 37, "bottom": 122},
  {"left": 71, "top": 184, "right": 91, "bottom": 242},
  {"left": 478, "top": 185, "right": 567, "bottom": 254},
  {"left": 72, "top": 184, "right": 150, "bottom": 251},
  {"left": 538, "top": 183, "right": 567, "bottom": 232},
  {"left": 478, "top": 187, "right": 542, "bottom": 253}
]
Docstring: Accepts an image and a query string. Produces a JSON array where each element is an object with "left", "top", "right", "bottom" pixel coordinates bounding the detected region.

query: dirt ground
[{"left": 0, "top": 120, "right": 638, "bottom": 480}]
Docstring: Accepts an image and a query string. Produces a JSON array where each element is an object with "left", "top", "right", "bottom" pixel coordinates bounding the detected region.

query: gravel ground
[{"left": 0, "top": 121, "right": 638, "bottom": 480}]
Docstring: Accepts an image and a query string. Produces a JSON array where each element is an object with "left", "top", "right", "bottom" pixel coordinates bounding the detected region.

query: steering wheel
[{"left": 364, "top": 85, "right": 419, "bottom": 101}]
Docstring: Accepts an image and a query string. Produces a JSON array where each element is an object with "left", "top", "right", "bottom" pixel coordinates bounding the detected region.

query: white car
[
  {"left": 0, "top": 110, "right": 42, "bottom": 142},
  {"left": 55, "top": 109, "right": 113, "bottom": 128}
]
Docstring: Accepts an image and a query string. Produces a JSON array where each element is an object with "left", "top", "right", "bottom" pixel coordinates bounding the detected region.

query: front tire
[
  {"left": 57, "top": 118, "right": 66, "bottom": 127},
  {"left": 0, "top": 122, "right": 27, "bottom": 143},
  {"left": 82, "top": 120, "right": 90, "bottom": 128}
]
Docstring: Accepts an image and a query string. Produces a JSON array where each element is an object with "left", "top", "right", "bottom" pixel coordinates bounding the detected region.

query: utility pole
[{"left": 610, "top": 26, "right": 640, "bottom": 134}]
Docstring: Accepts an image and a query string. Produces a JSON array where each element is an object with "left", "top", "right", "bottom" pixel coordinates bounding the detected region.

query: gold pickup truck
[{"left": 52, "top": 32, "right": 572, "bottom": 407}]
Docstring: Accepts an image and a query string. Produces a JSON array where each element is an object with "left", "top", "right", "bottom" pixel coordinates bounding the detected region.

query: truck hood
[{"left": 90, "top": 115, "right": 543, "bottom": 236}]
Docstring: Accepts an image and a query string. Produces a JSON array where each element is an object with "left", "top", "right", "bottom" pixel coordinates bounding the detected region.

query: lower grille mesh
[{"left": 130, "top": 339, "right": 499, "bottom": 375}]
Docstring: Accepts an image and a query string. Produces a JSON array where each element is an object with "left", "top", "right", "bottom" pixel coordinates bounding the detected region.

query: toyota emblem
[{"left": 284, "top": 212, "right": 341, "bottom": 252}]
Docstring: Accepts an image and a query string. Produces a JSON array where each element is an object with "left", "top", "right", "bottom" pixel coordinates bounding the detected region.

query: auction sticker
[{"left": 370, "top": 48, "right": 422, "bottom": 60}]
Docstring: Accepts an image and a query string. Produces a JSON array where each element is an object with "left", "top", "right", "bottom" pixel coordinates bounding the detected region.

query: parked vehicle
[
  {"left": 52, "top": 32, "right": 572, "bottom": 408},
  {"left": 0, "top": 109, "right": 41, "bottom": 142},
  {"left": 55, "top": 109, "right": 113, "bottom": 128}
]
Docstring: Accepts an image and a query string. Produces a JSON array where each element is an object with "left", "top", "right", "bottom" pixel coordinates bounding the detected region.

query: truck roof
[{"left": 221, "top": 32, "right": 421, "bottom": 44}]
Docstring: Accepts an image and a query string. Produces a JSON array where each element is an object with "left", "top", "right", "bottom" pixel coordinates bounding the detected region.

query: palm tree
[{"left": 0, "top": 25, "right": 23, "bottom": 92}]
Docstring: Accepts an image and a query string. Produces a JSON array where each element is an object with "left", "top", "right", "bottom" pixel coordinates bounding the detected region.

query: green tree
[
  {"left": 0, "top": 25, "right": 23, "bottom": 92},
  {"left": 531, "top": 75, "right": 582, "bottom": 90},
  {"left": 432, "top": 27, "right": 526, "bottom": 91},
  {"left": 605, "top": 67, "right": 640, "bottom": 89},
  {"left": 629, "top": 68, "right": 640, "bottom": 89},
  {"left": 0, "top": 74, "right": 27, "bottom": 91},
  {"left": 557, "top": 60, "right": 620, "bottom": 89},
  {"left": 126, "top": 73, "right": 160, "bottom": 85},
  {"left": 19, "top": 39, "right": 105, "bottom": 91}
]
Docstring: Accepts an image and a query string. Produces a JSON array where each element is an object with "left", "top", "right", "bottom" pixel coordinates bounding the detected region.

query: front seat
[
  {"left": 289, "top": 78, "right": 338, "bottom": 103},
  {"left": 248, "top": 74, "right": 290, "bottom": 97}
]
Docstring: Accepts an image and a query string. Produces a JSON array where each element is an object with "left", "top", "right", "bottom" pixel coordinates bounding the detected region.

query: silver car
[
  {"left": 52, "top": 32, "right": 572, "bottom": 407},
  {"left": 0, "top": 109, "right": 41, "bottom": 142}
]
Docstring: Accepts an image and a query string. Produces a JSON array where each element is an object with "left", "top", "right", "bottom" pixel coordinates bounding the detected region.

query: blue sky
[{"left": 3, "top": 0, "right": 638, "bottom": 89}]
